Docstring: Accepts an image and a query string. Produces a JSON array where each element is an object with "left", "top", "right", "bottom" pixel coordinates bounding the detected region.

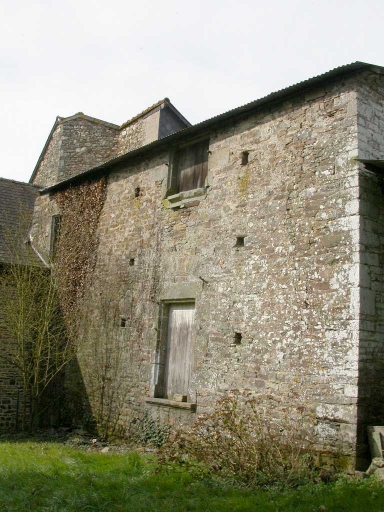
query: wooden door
[{"left": 165, "top": 303, "right": 195, "bottom": 400}]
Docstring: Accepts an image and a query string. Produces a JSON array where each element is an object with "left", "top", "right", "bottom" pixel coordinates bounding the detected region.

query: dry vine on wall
[
  {"left": 52, "top": 178, "right": 109, "bottom": 428},
  {"left": 54, "top": 178, "right": 107, "bottom": 330},
  {"left": 52, "top": 177, "right": 163, "bottom": 435}
]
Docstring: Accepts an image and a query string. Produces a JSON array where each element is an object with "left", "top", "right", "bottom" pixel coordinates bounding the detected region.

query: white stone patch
[{"left": 345, "top": 199, "right": 359, "bottom": 216}]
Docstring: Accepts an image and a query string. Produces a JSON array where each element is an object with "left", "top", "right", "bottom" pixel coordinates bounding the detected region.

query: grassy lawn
[{"left": 1, "top": 442, "right": 384, "bottom": 511}]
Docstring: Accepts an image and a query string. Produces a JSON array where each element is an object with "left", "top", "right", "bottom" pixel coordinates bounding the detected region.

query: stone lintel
[{"left": 160, "top": 281, "right": 202, "bottom": 302}]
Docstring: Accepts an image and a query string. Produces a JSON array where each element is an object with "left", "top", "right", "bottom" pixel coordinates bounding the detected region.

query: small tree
[{"left": 0, "top": 262, "right": 73, "bottom": 431}]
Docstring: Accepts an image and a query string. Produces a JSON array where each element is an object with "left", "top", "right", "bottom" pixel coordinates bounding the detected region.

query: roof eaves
[
  {"left": 41, "top": 61, "right": 383, "bottom": 195},
  {"left": 186, "top": 61, "right": 380, "bottom": 130}
]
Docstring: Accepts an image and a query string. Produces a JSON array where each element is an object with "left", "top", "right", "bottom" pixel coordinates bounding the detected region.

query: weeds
[
  {"left": 160, "top": 395, "right": 316, "bottom": 487},
  {"left": 134, "top": 411, "right": 170, "bottom": 448}
]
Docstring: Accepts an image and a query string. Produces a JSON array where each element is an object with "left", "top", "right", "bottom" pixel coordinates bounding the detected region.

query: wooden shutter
[
  {"left": 177, "top": 140, "right": 209, "bottom": 192},
  {"left": 164, "top": 303, "right": 195, "bottom": 400}
]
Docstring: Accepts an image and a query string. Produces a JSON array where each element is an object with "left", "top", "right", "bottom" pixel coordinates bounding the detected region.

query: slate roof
[
  {"left": 41, "top": 61, "right": 384, "bottom": 195},
  {"left": 0, "top": 178, "right": 42, "bottom": 266}
]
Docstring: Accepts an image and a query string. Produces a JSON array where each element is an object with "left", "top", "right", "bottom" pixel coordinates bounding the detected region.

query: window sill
[
  {"left": 145, "top": 397, "right": 197, "bottom": 411},
  {"left": 164, "top": 187, "right": 207, "bottom": 209}
]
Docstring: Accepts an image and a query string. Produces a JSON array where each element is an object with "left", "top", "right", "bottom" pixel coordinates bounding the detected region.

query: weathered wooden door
[{"left": 165, "top": 303, "right": 195, "bottom": 400}]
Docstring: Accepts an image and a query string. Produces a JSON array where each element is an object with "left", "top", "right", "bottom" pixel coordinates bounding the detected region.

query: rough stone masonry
[{"left": 2, "top": 62, "right": 384, "bottom": 470}]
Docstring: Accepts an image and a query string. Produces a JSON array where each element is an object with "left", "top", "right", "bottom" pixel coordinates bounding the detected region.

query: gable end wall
[{"left": 32, "top": 124, "right": 63, "bottom": 188}]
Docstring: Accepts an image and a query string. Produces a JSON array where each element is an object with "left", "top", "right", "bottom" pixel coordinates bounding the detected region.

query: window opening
[
  {"left": 129, "top": 258, "right": 135, "bottom": 266},
  {"left": 235, "top": 236, "right": 245, "bottom": 248},
  {"left": 120, "top": 317, "right": 127, "bottom": 328},
  {"left": 50, "top": 214, "right": 61, "bottom": 261}
]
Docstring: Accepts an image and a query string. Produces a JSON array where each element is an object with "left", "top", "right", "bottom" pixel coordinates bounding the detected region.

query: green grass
[{"left": 0, "top": 442, "right": 384, "bottom": 511}]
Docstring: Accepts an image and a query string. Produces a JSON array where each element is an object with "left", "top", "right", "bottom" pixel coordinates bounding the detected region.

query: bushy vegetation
[
  {"left": 0, "top": 441, "right": 384, "bottom": 511},
  {"left": 160, "top": 395, "right": 317, "bottom": 487}
]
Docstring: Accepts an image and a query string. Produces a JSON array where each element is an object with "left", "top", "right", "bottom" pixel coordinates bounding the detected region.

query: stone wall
[
  {"left": 32, "top": 123, "right": 63, "bottom": 188},
  {"left": 355, "top": 70, "right": 384, "bottom": 466},
  {"left": 58, "top": 118, "right": 119, "bottom": 182},
  {"left": 116, "top": 103, "right": 189, "bottom": 156},
  {"left": 116, "top": 118, "right": 146, "bottom": 157},
  {"left": 30, "top": 73, "right": 368, "bottom": 464},
  {"left": 32, "top": 104, "right": 189, "bottom": 189},
  {"left": 0, "top": 272, "right": 24, "bottom": 431},
  {"left": 357, "top": 70, "right": 384, "bottom": 160},
  {"left": 32, "top": 117, "right": 119, "bottom": 188}
]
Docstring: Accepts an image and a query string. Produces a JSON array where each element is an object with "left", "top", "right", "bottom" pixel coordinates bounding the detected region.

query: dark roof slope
[
  {"left": 0, "top": 178, "right": 42, "bottom": 265},
  {"left": 42, "top": 61, "right": 384, "bottom": 195}
]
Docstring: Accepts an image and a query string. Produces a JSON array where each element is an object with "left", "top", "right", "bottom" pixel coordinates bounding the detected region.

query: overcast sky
[{"left": 1, "top": 0, "right": 383, "bottom": 183}]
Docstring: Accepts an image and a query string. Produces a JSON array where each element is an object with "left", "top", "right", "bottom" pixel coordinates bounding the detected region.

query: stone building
[
  {"left": 0, "top": 178, "right": 41, "bottom": 429},
  {"left": 2, "top": 61, "right": 384, "bottom": 468}
]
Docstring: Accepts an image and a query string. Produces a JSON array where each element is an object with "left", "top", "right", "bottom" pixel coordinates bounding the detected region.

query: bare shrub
[
  {"left": 160, "top": 395, "right": 315, "bottom": 487},
  {"left": 0, "top": 203, "right": 75, "bottom": 431},
  {"left": 0, "top": 263, "right": 72, "bottom": 431}
]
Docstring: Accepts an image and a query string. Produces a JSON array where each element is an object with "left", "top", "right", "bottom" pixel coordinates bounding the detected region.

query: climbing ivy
[{"left": 54, "top": 178, "right": 107, "bottom": 332}]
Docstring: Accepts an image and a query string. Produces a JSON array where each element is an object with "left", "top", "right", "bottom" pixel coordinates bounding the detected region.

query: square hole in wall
[
  {"left": 241, "top": 151, "right": 249, "bottom": 165},
  {"left": 120, "top": 317, "right": 127, "bottom": 328},
  {"left": 235, "top": 236, "right": 245, "bottom": 248},
  {"left": 129, "top": 258, "right": 135, "bottom": 266},
  {"left": 233, "top": 332, "right": 242, "bottom": 344}
]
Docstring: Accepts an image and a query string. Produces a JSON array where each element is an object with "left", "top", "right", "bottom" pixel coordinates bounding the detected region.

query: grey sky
[{"left": 1, "top": 0, "right": 383, "bottom": 183}]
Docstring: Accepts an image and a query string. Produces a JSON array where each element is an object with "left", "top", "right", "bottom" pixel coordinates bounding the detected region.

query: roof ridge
[
  {"left": 59, "top": 113, "right": 120, "bottom": 130},
  {"left": 120, "top": 98, "right": 169, "bottom": 129},
  {"left": 187, "top": 61, "right": 380, "bottom": 131}
]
